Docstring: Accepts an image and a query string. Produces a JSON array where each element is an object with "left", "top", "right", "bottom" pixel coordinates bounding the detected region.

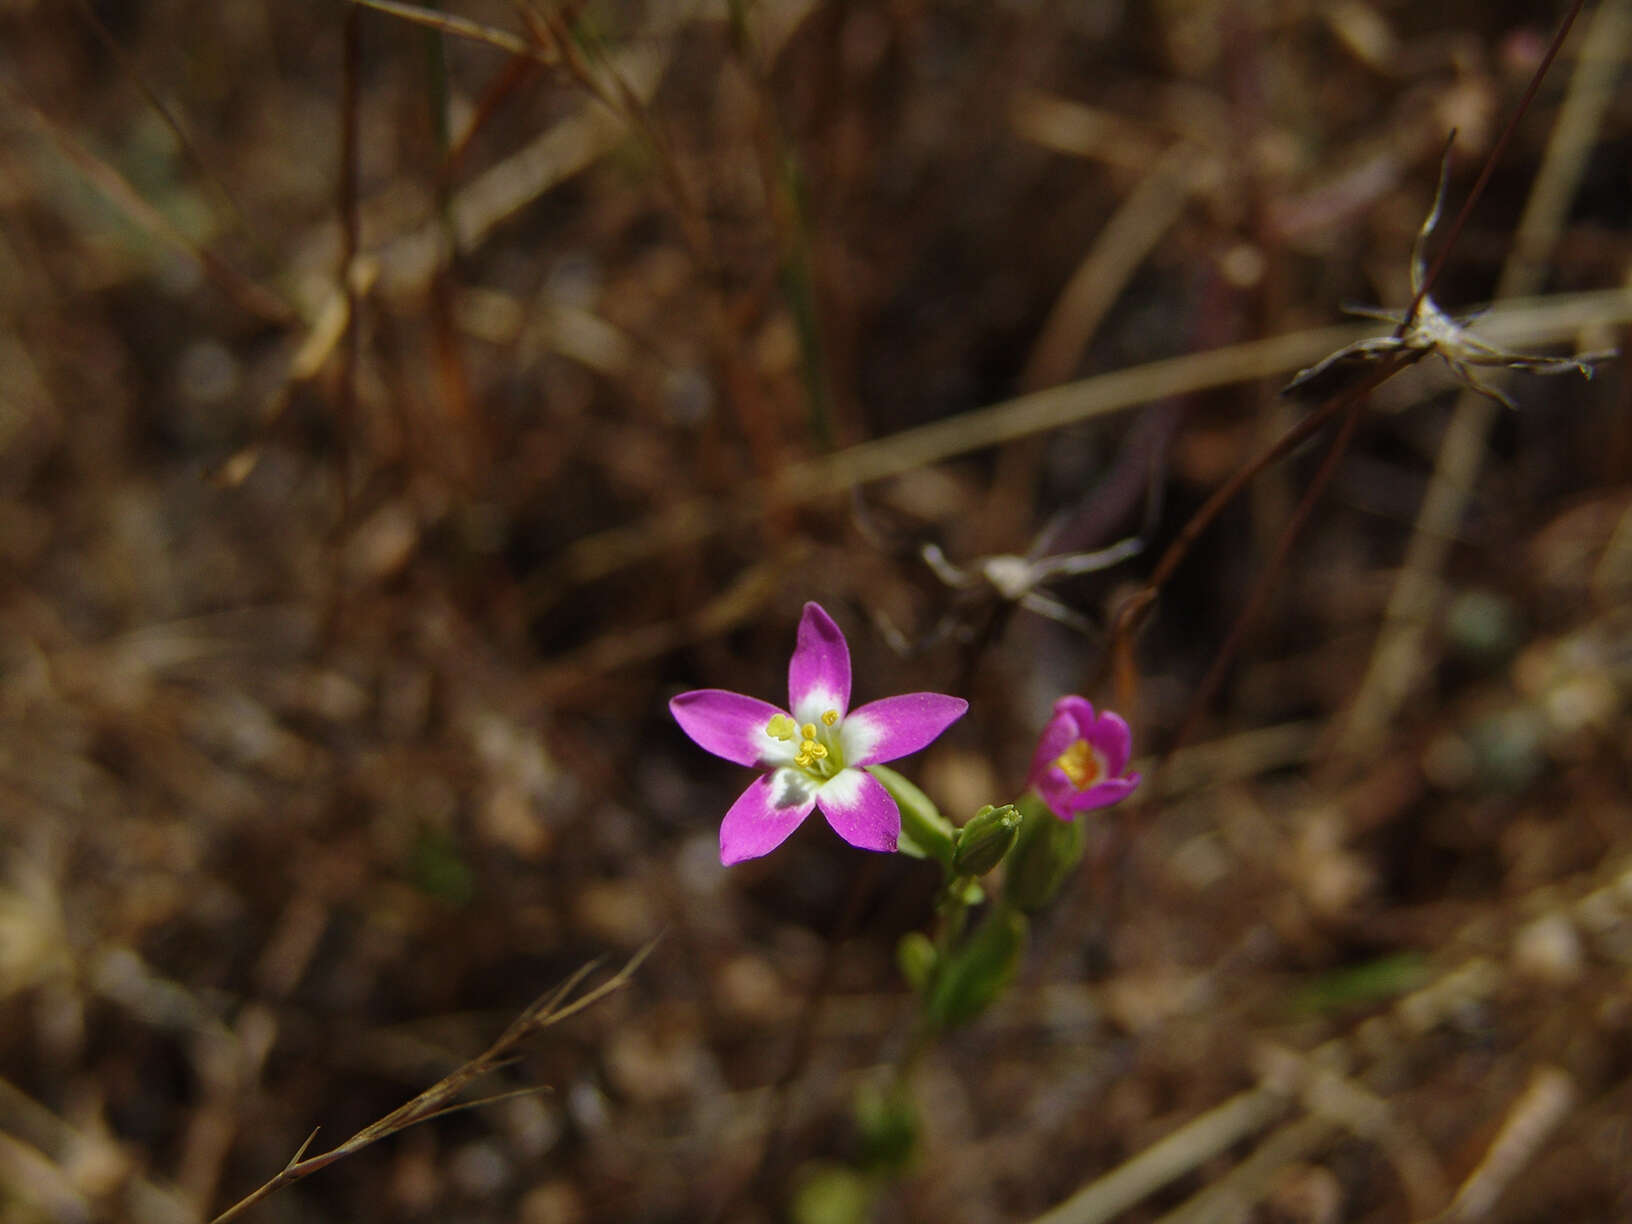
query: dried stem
[
  {"left": 1171, "top": 397, "right": 1366, "bottom": 751},
  {"left": 1402, "top": 0, "right": 1588, "bottom": 329},
  {"left": 207, "top": 944, "right": 652, "bottom": 1224}
]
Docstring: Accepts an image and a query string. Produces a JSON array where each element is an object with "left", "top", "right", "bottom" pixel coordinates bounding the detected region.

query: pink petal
[
  {"left": 814, "top": 768, "right": 900, "bottom": 853},
  {"left": 1053, "top": 695, "right": 1097, "bottom": 730},
  {"left": 788, "top": 602, "right": 850, "bottom": 723},
  {"left": 1032, "top": 767, "right": 1081, "bottom": 820},
  {"left": 841, "top": 693, "right": 969, "bottom": 766},
  {"left": 1026, "top": 707, "right": 1080, "bottom": 788},
  {"left": 719, "top": 770, "right": 817, "bottom": 864},
  {"left": 671, "top": 690, "right": 790, "bottom": 767},
  {"left": 1070, "top": 774, "right": 1142, "bottom": 813},
  {"left": 1082, "top": 709, "right": 1133, "bottom": 775},
  {"left": 1037, "top": 769, "right": 1142, "bottom": 819}
]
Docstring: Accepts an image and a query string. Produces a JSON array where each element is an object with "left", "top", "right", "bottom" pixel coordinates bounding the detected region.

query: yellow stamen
[
  {"left": 1054, "top": 739, "right": 1102, "bottom": 790},
  {"left": 785, "top": 715, "right": 840, "bottom": 778}
]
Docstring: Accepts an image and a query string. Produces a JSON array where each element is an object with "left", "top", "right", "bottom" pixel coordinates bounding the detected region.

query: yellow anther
[
  {"left": 802, "top": 723, "right": 818, "bottom": 740},
  {"left": 766, "top": 714, "right": 795, "bottom": 741},
  {"left": 808, "top": 743, "right": 828, "bottom": 759},
  {"left": 821, "top": 710, "right": 839, "bottom": 726},
  {"left": 1053, "top": 739, "right": 1102, "bottom": 790}
]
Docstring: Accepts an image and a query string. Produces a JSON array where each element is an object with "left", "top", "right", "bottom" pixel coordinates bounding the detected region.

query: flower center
[
  {"left": 1053, "top": 739, "right": 1102, "bottom": 790},
  {"left": 767, "top": 709, "right": 843, "bottom": 778}
]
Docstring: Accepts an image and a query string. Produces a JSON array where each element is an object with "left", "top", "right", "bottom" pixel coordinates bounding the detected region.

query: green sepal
[
  {"left": 1004, "top": 791, "right": 1086, "bottom": 914},
  {"left": 952, "top": 803, "right": 1020, "bottom": 876},
  {"left": 869, "top": 765, "right": 955, "bottom": 871},
  {"left": 925, "top": 907, "right": 1027, "bottom": 1030}
]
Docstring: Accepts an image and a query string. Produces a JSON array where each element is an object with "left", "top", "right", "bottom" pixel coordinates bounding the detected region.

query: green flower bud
[
  {"left": 952, "top": 804, "right": 1020, "bottom": 876},
  {"left": 896, "top": 931, "right": 937, "bottom": 993},
  {"left": 925, "top": 907, "right": 1027, "bottom": 1029},
  {"left": 1004, "top": 792, "right": 1087, "bottom": 914},
  {"left": 869, "top": 765, "right": 955, "bottom": 870}
]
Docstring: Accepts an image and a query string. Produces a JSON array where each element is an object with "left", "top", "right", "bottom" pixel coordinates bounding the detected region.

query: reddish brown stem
[
  {"left": 1109, "top": 353, "right": 1409, "bottom": 646},
  {"left": 1404, "top": 0, "right": 1587, "bottom": 327},
  {"left": 1173, "top": 399, "right": 1365, "bottom": 751}
]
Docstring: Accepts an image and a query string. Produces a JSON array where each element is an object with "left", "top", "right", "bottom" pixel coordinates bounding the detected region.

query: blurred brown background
[{"left": 2, "top": 1, "right": 1631, "bottom": 1221}]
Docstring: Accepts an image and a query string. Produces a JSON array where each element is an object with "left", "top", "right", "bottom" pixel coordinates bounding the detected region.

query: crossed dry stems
[{"left": 1283, "top": 143, "right": 1614, "bottom": 411}]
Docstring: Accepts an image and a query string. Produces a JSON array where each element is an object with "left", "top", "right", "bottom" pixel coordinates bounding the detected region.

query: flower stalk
[{"left": 668, "top": 603, "right": 1145, "bottom": 1201}]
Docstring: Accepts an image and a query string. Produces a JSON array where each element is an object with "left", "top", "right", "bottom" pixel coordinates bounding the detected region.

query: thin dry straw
[{"left": 543, "top": 287, "right": 1632, "bottom": 599}]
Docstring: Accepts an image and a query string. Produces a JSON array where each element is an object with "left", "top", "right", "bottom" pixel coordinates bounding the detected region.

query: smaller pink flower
[
  {"left": 671, "top": 602, "right": 968, "bottom": 864},
  {"left": 1026, "top": 696, "right": 1141, "bottom": 820}
]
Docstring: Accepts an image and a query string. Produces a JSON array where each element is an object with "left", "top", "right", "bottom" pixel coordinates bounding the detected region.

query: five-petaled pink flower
[
  {"left": 1026, "top": 696, "right": 1141, "bottom": 820},
  {"left": 671, "top": 602, "right": 968, "bottom": 864}
]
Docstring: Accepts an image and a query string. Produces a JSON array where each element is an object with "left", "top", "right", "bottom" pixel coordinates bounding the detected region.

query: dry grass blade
[
  {"left": 1029, "top": 945, "right": 1514, "bottom": 1224},
  {"left": 1441, "top": 1066, "right": 1576, "bottom": 1221},
  {"left": 545, "top": 288, "right": 1632, "bottom": 598},
  {"left": 206, "top": 942, "right": 654, "bottom": 1224},
  {"left": 1009, "top": 90, "right": 1170, "bottom": 172},
  {"left": 0, "top": 1075, "right": 198, "bottom": 1223},
  {"left": 1151, "top": 1115, "right": 1338, "bottom": 1224},
  {"left": 1027, "top": 1088, "right": 1292, "bottom": 1224},
  {"left": 371, "top": 41, "right": 672, "bottom": 295},
  {"left": 345, "top": 0, "right": 559, "bottom": 62},
  {"left": 1020, "top": 139, "right": 1209, "bottom": 392},
  {"left": 1259, "top": 1046, "right": 1449, "bottom": 1218}
]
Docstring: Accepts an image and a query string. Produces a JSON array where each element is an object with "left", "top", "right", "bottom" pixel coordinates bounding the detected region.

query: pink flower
[
  {"left": 671, "top": 603, "right": 968, "bottom": 864},
  {"left": 1026, "top": 696, "right": 1141, "bottom": 820}
]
